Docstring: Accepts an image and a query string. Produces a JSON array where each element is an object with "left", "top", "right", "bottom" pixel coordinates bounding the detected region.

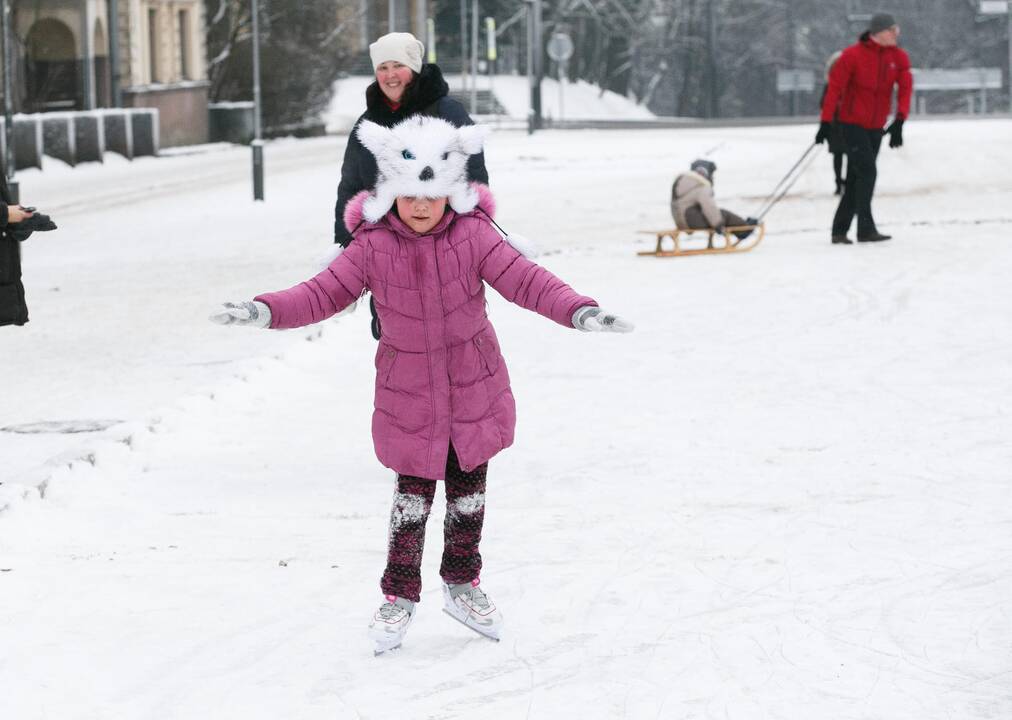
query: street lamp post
[
  {"left": 471, "top": 0, "right": 479, "bottom": 115},
  {"left": 523, "top": 0, "right": 542, "bottom": 133},
  {"left": 108, "top": 0, "right": 121, "bottom": 107},
  {"left": 251, "top": 0, "right": 264, "bottom": 201},
  {"left": 460, "top": 0, "right": 468, "bottom": 97},
  {"left": 1, "top": 0, "right": 17, "bottom": 201}
]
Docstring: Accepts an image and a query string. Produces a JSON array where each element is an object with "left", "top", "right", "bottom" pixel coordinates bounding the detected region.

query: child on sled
[
  {"left": 210, "top": 116, "right": 633, "bottom": 654},
  {"left": 671, "top": 159, "right": 758, "bottom": 242}
]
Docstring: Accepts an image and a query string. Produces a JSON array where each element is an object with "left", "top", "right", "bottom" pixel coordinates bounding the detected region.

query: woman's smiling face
[
  {"left": 395, "top": 196, "right": 447, "bottom": 233},
  {"left": 375, "top": 62, "right": 415, "bottom": 104}
]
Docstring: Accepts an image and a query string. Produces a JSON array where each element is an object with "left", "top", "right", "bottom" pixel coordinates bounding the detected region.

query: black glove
[
  {"left": 815, "top": 121, "right": 832, "bottom": 145},
  {"left": 714, "top": 223, "right": 726, "bottom": 236},
  {"left": 745, "top": 216, "right": 759, "bottom": 227},
  {"left": 886, "top": 118, "right": 904, "bottom": 148},
  {"left": 7, "top": 212, "right": 57, "bottom": 242}
]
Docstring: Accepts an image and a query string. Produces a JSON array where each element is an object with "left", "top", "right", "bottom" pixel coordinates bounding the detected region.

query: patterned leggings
[{"left": 380, "top": 446, "right": 488, "bottom": 603}]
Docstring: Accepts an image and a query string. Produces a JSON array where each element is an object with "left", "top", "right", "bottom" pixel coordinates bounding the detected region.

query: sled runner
[{"left": 636, "top": 223, "right": 765, "bottom": 258}]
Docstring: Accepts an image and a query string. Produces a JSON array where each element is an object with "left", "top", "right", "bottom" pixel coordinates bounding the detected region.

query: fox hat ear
[
  {"left": 457, "top": 124, "right": 489, "bottom": 156},
  {"left": 356, "top": 120, "right": 394, "bottom": 157}
]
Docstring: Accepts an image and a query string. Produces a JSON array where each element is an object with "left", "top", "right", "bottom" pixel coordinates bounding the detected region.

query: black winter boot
[{"left": 857, "top": 232, "right": 891, "bottom": 242}]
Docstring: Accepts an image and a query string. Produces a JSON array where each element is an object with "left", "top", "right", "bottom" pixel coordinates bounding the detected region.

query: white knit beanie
[{"left": 369, "top": 32, "right": 424, "bottom": 73}]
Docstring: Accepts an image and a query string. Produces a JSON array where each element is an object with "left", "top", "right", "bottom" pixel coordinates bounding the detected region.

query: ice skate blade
[
  {"left": 372, "top": 639, "right": 403, "bottom": 656},
  {"left": 442, "top": 608, "right": 501, "bottom": 642}
]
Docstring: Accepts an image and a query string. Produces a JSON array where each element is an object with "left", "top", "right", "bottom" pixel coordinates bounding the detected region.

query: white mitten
[
  {"left": 209, "top": 301, "right": 272, "bottom": 328},
  {"left": 572, "top": 306, "right": 634, "bottom": 333}
]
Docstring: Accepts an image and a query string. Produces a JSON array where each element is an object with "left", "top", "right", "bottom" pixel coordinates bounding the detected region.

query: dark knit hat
[
  {"left": 868, "top": 13, "right": 897, "bottom": 34},
  {"left": 690, "top": 159, "right": 717, "bottom": 180}
]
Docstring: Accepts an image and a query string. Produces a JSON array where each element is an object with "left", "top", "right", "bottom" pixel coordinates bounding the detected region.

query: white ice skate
[
  {"left": 369, "top": 595, "right": 415, "bottom": 655},
  {"left": 442, "top": 579, "right": 503, "bottom": 641}
]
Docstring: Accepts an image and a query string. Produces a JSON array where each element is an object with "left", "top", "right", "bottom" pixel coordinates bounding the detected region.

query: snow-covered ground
[
  {"left": 327, "top": 73, "right": 654, "bottom": 132},
  {"left": 2, "top": 120, "right": 1011, "bottom": 719}
]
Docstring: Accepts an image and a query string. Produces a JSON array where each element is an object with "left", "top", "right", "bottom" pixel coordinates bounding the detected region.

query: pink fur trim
[
  {"left": 472, "top": 183, "right": 495, "bottom": 218},
  {"left": 346, "top": 183, "right": 495, "bottom": 232},
  {"left": 343, "top": 190, "right": 372, "bottom": 233}
]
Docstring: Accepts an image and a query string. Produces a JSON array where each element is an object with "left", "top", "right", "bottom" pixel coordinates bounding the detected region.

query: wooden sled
[{"left": 636, "top": 223, "right": 765, "bottom": 257}]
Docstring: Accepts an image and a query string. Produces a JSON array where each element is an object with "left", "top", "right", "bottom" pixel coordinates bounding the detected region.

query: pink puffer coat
[{"left": 255, "top": 185, "right": 597, "bottom": 480}]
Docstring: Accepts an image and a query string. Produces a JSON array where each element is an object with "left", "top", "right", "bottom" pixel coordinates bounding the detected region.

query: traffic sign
[
  {"left": 776, "top": 69, "right": 815, "bottom": 93},
  {"left": 546, "top": 32, "right": 574, "bottom": 62}
]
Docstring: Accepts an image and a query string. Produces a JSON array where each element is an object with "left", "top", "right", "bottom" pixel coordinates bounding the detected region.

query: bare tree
[{"left": 204, "top": 0, "right": 358, "bottom": 132}]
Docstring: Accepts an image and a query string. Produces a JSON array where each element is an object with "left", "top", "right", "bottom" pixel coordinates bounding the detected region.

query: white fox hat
[{"left": 356, "top": 115, "right": 489, "bottom": 222}]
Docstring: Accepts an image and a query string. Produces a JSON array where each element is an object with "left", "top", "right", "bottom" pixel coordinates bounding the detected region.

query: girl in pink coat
[{"left": 211, "top": 116, "right": 633, "bottom": 654}]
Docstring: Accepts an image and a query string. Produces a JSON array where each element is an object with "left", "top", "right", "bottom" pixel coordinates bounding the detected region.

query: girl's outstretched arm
[
  {"left": 474, "top": 219, "right": 632, "bottom": 332},
  {"left": 255, "top": 238, "right": 367, "bottom": 328},
  {"left": 211, "top": 238, "right": 367, "bottom": 330},
  {"left": 474, "top": 219, "right": 597, "bottom": 328}
]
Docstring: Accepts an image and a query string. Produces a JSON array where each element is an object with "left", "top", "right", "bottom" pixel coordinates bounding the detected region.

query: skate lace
[
  {"left": 464, "top": 586, "right": 490, "bottom": 610},
  {"left": 377, "top": 602, "right": 405, "bottom": 621}
]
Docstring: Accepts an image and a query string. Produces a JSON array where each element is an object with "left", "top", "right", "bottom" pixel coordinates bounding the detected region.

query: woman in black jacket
[
  {"left": 334, "top": 32, "right": 488, "bottom": 249},
  {"left": 333, "top": 33, "right": 489, "bottom": 339}
]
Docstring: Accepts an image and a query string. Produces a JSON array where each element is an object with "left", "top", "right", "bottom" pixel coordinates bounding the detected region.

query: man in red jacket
[{"left": 816, "top": 13, "right": 913, "bottom": 244}]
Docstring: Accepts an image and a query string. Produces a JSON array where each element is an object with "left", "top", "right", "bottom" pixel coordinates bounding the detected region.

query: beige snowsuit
[{"left": 670, "top": 171, "right": 725, "bottom": 230}]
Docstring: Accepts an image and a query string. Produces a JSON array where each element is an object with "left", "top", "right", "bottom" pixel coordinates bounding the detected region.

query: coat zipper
[
  {"left": 415, "top": 239, "right": 439, "bottom": 474},
  {"left": 874, "top": 46, "right": 886, "bottom": 127}
]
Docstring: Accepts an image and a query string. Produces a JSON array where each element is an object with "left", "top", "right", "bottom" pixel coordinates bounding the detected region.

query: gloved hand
[
  {"left": 572, "top": 306, "right": 634, "bottom": 333},
  {"left": 815, "top": 121, "right": 832, "bottom": 145},
  {"left": 209, "top": 300, "right": 272, "bottom": 328},
  {"left": 886, "top": 118, "right": 904, "bottom": 148},
  {"left": 7, "top": 211, "right": 57, "bottom": 242},
  {"left": 745, "top": 216, "right": 759, "bottom": 227},
  {"left": 714, "top": 223, "right": 726, "bottom": 236}
]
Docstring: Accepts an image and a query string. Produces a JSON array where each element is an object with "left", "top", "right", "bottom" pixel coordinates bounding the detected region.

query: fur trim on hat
[
  {"left": 355, "top": 116, "right": 489, "bottom": 223},
  {"left": 343, "top": 190, "right": 371, "bottom": 234},
  {"left": 472, "top": 182, "right": 496, "bottom": 219},
  {"left": 344, "top": 183, "right": 495, "bottom": 234},
  {"left": 342, "top": 182, "right": 538, "bottom": 258}
]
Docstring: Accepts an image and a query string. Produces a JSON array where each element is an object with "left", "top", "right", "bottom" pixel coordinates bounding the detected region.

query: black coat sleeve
[
  {"left": 334, "top": 119, "right": 377, "bottom": 247},
  {"left": 438, "top": 98, "right": 489, "bottom": 185}
]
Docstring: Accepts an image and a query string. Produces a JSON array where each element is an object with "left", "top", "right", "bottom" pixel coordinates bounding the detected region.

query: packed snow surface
[{"left": 1, "top": 120, "right": 1011, "bottom": 719}]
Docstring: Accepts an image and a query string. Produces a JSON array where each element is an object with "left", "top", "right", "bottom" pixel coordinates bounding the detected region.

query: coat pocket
[
  {"left": 473, "top": 330, "right": 500, "bottom": 377},
  {"left": 375, "top": 344, "right": 398, "bottom": 388}
]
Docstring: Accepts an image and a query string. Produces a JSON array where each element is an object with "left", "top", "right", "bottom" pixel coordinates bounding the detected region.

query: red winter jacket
[{"left": 821, "top": 34, "right": 913, "bottom": 130}]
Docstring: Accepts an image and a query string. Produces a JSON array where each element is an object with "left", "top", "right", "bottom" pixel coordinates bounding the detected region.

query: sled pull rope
[{"left": 753, "top": 142, "right": 819, "bottom": 221}]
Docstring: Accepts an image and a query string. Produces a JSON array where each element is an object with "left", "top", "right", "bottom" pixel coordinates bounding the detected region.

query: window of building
[
  {"left": 178, "top": 9, "right": 191, "bottom": 80},
  {"left": 148, "top": 8, "right": 159, "bottom": 83}
]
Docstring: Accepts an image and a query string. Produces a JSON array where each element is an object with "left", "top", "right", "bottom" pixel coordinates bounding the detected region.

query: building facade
[
  {"left": 118, "top": 0, "right": 208, "bottom": 146},
  {"left": 8, "top": 0, "right": 207, "bottom": 147}
]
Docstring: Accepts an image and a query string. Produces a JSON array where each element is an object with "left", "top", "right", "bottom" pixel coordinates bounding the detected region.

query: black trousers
[{"left": 832, "top": 124, "right": 884, "bottom": 238}]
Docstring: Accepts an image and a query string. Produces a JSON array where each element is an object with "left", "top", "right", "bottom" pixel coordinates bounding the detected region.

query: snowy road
[{"left": 2, "top": 121, "right": 1011, "bottom": 719}]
